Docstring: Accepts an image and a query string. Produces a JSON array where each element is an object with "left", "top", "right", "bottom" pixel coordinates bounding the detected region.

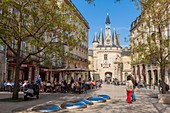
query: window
[
  {"left": 104, "top": 54, "right": 108, "bottom": 60},
  {"left": 0, "top": 45, "right": 3, "bottom": 51},
  {"left": 12, "top": 40, "right": 17, "bottom": 49},
  {"left": 31, "top": 46, "right": 35, "bottom": 52},
  {"left": 22, "top": 41, "right": 26, "bottom": 51},
  {"left": 74, "top": 63, "right": 77, "bottom": 68}
]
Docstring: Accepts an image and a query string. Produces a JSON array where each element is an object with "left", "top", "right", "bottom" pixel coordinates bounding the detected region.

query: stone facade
[
  {"left": 122, "top": 47, "right": 131, "bottom": 82},
  {"left": 38, "top": 0, "right": 89, "bottom": 83},
  {"left": 0, "top": 45, "right": 6, "bottom": 89},
  {"left": 89, "top": 14, "right": 131, "bottom": 82},
  {"left": 130, "top": 14, "right": 170, "bottom": 86},
  {"left": 2, "top": 0, "right": 89, "bottom": 84}
]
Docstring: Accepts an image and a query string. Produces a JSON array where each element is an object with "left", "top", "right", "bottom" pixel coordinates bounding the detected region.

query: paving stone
[{"left": 0, "top": 84, "right": 170, "bottom": 113}]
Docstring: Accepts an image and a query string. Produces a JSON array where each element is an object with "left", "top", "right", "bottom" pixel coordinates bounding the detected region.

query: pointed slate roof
[
  {"left": 92, "top": 32, "right": 98, "bottom": 43},
  {"left": 105, "top": 13, "right": 111, "bottom": 25},
  {"left": 99, "top": 28, "right": 104, "bottom": 46},
  {"left": 112, "top": 29, "right": 117, "bottom": 45}
]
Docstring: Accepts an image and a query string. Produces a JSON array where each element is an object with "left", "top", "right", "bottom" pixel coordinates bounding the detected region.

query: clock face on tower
[
  {"left": 106, "top": 33, "right": 110, "bottom": 44},
  {"left": 106, "top": 38, "right": 110, "bottom": 44},
  {"left": 106, "top": 39, "right": 110, "bottom": 43}
]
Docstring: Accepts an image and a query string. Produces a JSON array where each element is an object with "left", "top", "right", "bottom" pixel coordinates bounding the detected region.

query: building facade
[
  {"left": 0, "top": 45, "right": 6, "bottom": 88},
  {"left": 122, "top": 47, "right": 131, "bottom": 82},
  {"left": 38, "top": 0, "right": 89, "bottom": 83},
  {"left": 89, "top": 14, "right": 131, "bottom": 82},
  {"left": 1, "top": 0, "right": 89, "bottom": 86},
  {"left": 130, "top": 14, "right": 170, "bottom": 86}
]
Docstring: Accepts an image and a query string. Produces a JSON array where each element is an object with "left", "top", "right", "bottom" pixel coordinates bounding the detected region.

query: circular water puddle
[
  {"left": 87, "top": 96, "right": 106, "bottom": 103},
  {"left": 98, "top": 94, "right": 111, "bottom": 100},
  {"left": 78, "top": 99, "right": 94, "bottom": 105},
  {"left": 32, "top": 104, "right": 60, "bottom": 112},
  {"left": 61, "top": 101, "right": 87, "bottom": 109}
]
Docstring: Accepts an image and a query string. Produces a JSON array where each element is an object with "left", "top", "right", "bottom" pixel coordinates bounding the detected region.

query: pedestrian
[
  {"left": 158, "top": 79, "right": 161, "bottom": 92},
  {"left": 36, "top": 74, "right": 42, "bottom": 87},
  {"left": 131, "top": 76, "right": 136, "bottom": 101},
  {"left": 7, "top": 81, "right": 12, "bottom": 92},
  {"left": 126, "top": 75, "right": 133, "bottom": 103}
]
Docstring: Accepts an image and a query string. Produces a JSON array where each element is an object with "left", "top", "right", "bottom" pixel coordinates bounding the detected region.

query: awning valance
[{"left": 43, "top": 68, "right": 90, "bottom": 72}]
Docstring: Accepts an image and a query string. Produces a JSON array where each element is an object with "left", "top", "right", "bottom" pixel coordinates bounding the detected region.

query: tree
[
  {"left": 86, "top": 0, "right": 169, "bottom": 94},
  {"left": 0, "top": 0, "right": 86, "bottom": 99},
  {"left": 131, "top": 0, "right": 170, "bottom": 94}
]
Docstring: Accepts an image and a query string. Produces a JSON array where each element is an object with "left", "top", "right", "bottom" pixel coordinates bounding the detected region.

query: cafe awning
[{"left": 45, "top": 68, "right": 90, "bottom": 72}]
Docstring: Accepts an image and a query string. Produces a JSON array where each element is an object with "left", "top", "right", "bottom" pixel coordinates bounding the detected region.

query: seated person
[
  {"left": 90, "top": 80, "right": 96, "bottom": 89},
  {"left": 96, "top": 81, "right": 102, "bottom": 88},
  {"left": 137, "top": 81, "right": 144, "bottom": 88},
  {"left": 61, "top": 81, "right": 66, "bottom": 93},
  {"left": 46, "top": 81, "right": 52, "bottom": 92},
  {"left": 74, "top": 82, "right": 81, "bottom": 94}
]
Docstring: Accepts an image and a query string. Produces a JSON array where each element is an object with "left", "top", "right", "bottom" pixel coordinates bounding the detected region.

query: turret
[
  {"left": 112, "top": 29, "right": 117, "bottom": 46},
  {"left": 99, "top": 28, "right": 104, "bottom": 46},
  {"left": 105, "top": 13, "right": 111, "bottom": 25},
  {"left": 104, "top": 13, "right": 112, "bottom": 46},
  {"left": 92, "top": 32, "right": 99, "bottom": 49}
]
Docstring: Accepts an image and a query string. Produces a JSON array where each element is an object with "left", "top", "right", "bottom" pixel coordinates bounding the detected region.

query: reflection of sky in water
[
  {"left": 61, "top": 102, "right": 87, "bottom": 109},
  {"left": 79, "top": 99, "right": 93, "bottom": 105},
  {"left": 87, "top": 96, "right": 106, "bottom": 103},
  {"left": 98, "top": 95, "right": 110, "bottom": 99}
]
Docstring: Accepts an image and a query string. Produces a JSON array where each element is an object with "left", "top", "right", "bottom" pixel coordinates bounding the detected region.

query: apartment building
[
  {"left": 0, "top": 0, "right": 89, "bottom": 84},
  {"left": 130, "top": 13, "right": 170, "bottom": 86},
  {"left": 0, "top": 45, "right": 6, "bottom": 88},
  {"left": 39, "top": 0, "right": 89, "bottom": 82}
]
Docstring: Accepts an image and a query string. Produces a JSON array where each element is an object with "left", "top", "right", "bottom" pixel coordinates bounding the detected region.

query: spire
[
  {"left": 99, "top": 28, "right": 104, "bottom": 46},
  {"left": 112, "top": 28, "right": 117, "bottom": 46},
  {"left": 93, "top": 32, "right": 98, "bottom": 43},
  {"left": 105, "top": 13, "right": 111, "bottom": 25}
]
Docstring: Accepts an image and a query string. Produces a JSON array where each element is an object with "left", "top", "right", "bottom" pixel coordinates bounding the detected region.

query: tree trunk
[
  {"left": 160, "top": 64, "right": 166, "bottom": 94},
  {"left": 12, "top": 63, "right": 20, "bottom": 99}
]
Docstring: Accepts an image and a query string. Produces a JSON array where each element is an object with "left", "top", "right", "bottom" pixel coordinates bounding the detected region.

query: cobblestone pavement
[{"left": 0, "top": 84, "right": 170, "bottom": 113}]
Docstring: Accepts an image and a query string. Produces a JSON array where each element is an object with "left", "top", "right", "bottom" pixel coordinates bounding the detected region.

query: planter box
[{"left": 158, "top": 93, "right": 170, "bottom": 104}]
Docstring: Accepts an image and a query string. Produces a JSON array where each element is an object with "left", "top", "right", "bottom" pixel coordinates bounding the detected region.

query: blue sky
[{"left": 71, "top": 0, "right": 141, "bottom": 49}]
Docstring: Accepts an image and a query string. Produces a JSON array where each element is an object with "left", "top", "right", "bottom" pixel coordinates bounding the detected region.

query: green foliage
[
  {"left": 0, "top": 0, "right": 87, "bottom": 99},
  {"left": 0, "top": 0, "right": 86, "bottom": 65},
  {"left": 130, "top": 0, "right": 169, "bottom": 93}
]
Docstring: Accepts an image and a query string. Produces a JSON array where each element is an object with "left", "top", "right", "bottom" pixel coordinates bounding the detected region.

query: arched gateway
[{"left": 105, "top": 72, "right": 112, "bottom": 82}]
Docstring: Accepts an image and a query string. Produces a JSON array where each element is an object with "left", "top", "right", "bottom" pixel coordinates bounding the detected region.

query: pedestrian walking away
[
  {"left": 131, "top": 76, "right": 136, "bottom": 101},
  {"left": 126, "top": 75, "right": 133, "bottom": 103}
]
